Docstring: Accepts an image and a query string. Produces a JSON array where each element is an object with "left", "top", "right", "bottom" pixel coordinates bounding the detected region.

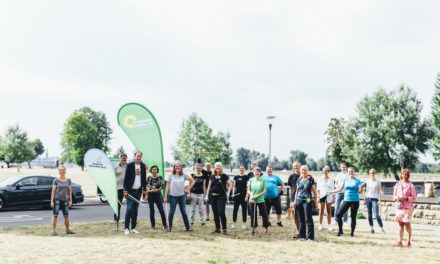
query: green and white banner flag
[
  {"left": 84, "top": 148, "right": 119, "bottom": 216},
  {"left": 117, "top": 103, "right": 165, "bottom": 179}
]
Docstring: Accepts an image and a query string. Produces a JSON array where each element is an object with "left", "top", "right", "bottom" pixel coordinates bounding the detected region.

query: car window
[
  {"left": 18, "top": 177, "right": 38, "bottom": 186},
  {"left": 38, "top": 177, "right": 55, "bottom": 186}
]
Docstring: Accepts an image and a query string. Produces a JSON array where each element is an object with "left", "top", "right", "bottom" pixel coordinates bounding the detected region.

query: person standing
[
  {"left": 206, "top": 162, "right": 232, "bottom": 234},
  {"left": 335, "top": 162, "right": 349, "bottom": 223},
  {"left": 50, "top": 165, "right": 75, "bottom": 236},
  {"left": 114, "top": 153, "right": 127, "bottom": 223},
  {"left": 365, "top": 168, "right": 385, "bottom": 234},
  {"left": 293, "top": 165, "right": 318, "bottom": 240},
  {"left": 146, "top": 165, "right": 167, "bottom": 230},
  {"left": 203, "top": 163, "right": 213, "bottom": 221},
  {"left": 288, "top": 161, "right": 301, "bottom": 238},
  {"left": 331, "top": 167, "right": 363, "bottom": 237},
  {"left": 394, "top": 169, "right": 416, "bottom": 247},
  {"left": 190, "top": 163, "right": 206, "bottom": 226},
  {"left": 247, "top": 167, "right": 270, "bottom": 235},
  {"left": 231, "top": 165, "right": 249, "bottom": 229},
  {"left": 262, "top": 165, "right": 285, "bottom": 227},
  {"left": 317, "top": 166, "right": 335, "bottom": 231},
  {"left": 164, "top": 161, "right": 195, "bottom": 232},
  {"left": 123, "top": 151, "right": 147, "bottom": 235}
]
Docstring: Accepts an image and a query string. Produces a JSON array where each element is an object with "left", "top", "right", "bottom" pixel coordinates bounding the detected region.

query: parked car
[{"left": 0, "top": 175, "right": 84, "bottom": 211}]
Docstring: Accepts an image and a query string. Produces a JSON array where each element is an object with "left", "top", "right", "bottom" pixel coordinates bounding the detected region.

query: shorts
[
  {"left": 319, "top": 196, "right": 327, "bottom": 203},
  {"left": 265, "top": 197, "right": 282, "bottom": 215},
  {"left": 53, "top": 199, "right": 69, "bottom": 217}
]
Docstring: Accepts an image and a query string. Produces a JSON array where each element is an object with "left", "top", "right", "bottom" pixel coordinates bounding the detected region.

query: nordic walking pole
[
  {"left": 252, "top": 201, "right": 257, "bottom": 236},
  {"left": 127, "top": 193, "right": 146, "bottom": 207},
  {"left": 291, "top": 205, "right": 296, "bottom": 237}
]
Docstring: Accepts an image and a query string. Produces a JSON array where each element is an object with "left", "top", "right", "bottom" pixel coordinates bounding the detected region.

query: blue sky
[{"left": 1, "top": 1, "right": 439, "bottom": 163}]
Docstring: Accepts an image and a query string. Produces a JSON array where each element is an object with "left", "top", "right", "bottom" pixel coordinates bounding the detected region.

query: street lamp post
[{"left": 266, "top": 116, "right": 276, "bottom": 165}]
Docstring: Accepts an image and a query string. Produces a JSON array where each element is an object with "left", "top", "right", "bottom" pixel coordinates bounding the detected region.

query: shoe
[
  {"left": 407, "top": 242, "right": 411, "bottom": 248},
  {"left": 167, "top": 228, "right": 172, "bottom": 232},
  {"left": 51, "top": 231, "right": 57, "bottom": 236},
  {"left": 211, "top": 229, "right": 221, "bottom": 234},
  {"left": 163, "top": 225, "right": 168, "bottom": 231},
  {"left": 337, "top": 232, "right": 344, "bottom": 237},
  {"left": 396, "top": 241, "right": 403, "bottom": 247},
  {"left": 66, "top": 229, "right": 75, "bottom": 235},
  {"left": 370, "top": 229, "right": 375, "bottom": 234},
  {"left": 201, "top": 223, "right": 206, "bottom": 226},
  {"left": 327, "top": 226, "right": 333, "bottom": 232},
  {"left": 350, "top": 233, "right": 354, "bottom": 237},
  {"left": 190, "top": 222, "right": 194, "bottom": 226},
  {"left": 231, "top": 223, "right": 236, "bottom": 229},
  {"left": 124, "top": 229, "right": 130, "bottom": 235},
  {"left": 277, "top": 222, "right": 283, "bottom": 227},
  {"left": 241, "top": 223, "right": 247, "bottom": 229},
  {"left": 381, "top": 228, "right": 386, "bottom": 234},
  {"left": 306, "top": 238, "right": 314, "bottom": 242},
  {"left": 206, "top": 218, "right": 210, "bottom": 221},
  {"left": 291, "top": 235, "right": 299, "bottom": 240},
  {"left": 131, "top": 229, "right": 140, "bottom": 234},
  {"left": 222, "top": 229, "right": 228, "bottom": 235},
  {"left": 186, "top": 229, "right": 193, "bottom": 232},
  {"left": 318, "top": 224, "right": 323, "bottom": 231}
]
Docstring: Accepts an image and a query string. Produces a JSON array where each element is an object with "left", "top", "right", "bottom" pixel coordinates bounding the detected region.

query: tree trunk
[
  {"left": 393, "top": 173, "right": 400, "bottom": 181},
  {"left": 6, "top": 162, "right": 10, "bottom": 168},
  {"left": 28, "top": 161, "right": 32, "bottom": 169},
  {"left": 82, "top": 165, "right": 84, "bottom": 171}
]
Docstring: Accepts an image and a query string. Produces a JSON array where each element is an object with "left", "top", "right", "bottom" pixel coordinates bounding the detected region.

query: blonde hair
[
  {"left": 58, "top": 165, "right": 66, "bottom": 171},
  {"left": 213, "top": 162, "right": 225, "bottom": 176}
]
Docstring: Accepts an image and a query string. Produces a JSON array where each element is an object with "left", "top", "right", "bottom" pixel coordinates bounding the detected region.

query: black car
[{"left": 0, "top": 175, "right": 84, "bottom": 211}]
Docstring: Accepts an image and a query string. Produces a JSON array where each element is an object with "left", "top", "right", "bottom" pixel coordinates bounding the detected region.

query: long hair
[
  {"left": 213, "top": 162, "right": 225, "bottom": 176},
  {"left": 172, "top": 161, "right": 183, "bottom": 175}
]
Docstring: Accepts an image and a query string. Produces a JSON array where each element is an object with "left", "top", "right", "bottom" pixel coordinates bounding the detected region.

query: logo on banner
[
  {"left": 123, "top": 115, "right": 153, "bottom": 129},
  {"left": 86, "top": 156, "right": 109, "bottom": 169}
]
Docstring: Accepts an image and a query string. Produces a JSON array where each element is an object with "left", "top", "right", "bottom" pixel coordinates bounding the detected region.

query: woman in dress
[{"left": 394, "top": 169, "right": 416, "bottom": 247}]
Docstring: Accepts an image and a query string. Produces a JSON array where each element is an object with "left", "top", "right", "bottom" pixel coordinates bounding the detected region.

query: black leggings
[
  {"left": 249, "top": 202, "right": 269, "bottom": 228},
  {"left": 336, "top": 201, "right": 359, "bottom": 235},
  {"left": 211, "top": 195, "right": 227, "bottom": 230},
  {"left": 233, "top": 195, "right": 247, "bottom": 222},
  {"left": 147, "top": 192, "right": 167, "bottom": 227}
]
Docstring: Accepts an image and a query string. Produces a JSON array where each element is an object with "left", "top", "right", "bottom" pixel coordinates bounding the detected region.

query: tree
[
  {"left": 27, "top": 139, "right": 45, "bottom": 168},
  {"left": 172, "top": 113, "right": 232, "bottom": 165},
  {"left": 289, "top": 150, "right": 308, "bottom": 165},
  {"left": 306, "top": 157, "right": 317, "bottom": 171},
  {"left": 316, "top": 156, "right": 338, "bottom": 172},
  {"left": 1, "top": 125, "right": 35, "bottom": 170},
  {"left": 325, "top": 117, "right": 349, "bottom": 165},
  {"left": 431, "top": 73, "right": 440, "bottom": 160},
  {"left": 113, "top": 146, "right": 126, "bottom": 158},
  {"left": 236, "top": 147, "right": 251, "bottom": 168},
  {"left": 340, "top": 86, "right": 434, "bottom": 180},
  {"left": 77, "top": 107, "right": 112, "bottom": 153}
]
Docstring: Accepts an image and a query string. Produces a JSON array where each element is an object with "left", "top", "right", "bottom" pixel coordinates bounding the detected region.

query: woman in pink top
[{"left": 393, "top": 169, "right": 416, "bottom": 247}]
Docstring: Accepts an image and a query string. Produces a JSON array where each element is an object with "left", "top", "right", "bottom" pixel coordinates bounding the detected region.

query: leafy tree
[
  {"left": 325, "top": 117, "right": 349, "bottom": 165},
  {"left": 1, "top": 125, "right": 35, "bottom": 171},
  {"left": 172, "top": 113, "right": 232, "bottom": 165},
  {"left": 306, "top": 157, "right": 317, "bottom": 171},
  {"left": 316, "top": 156, "right": 338, "bottom": 171},
  {"left": 271, "top": 156, "right": 291, "bottom": 170},
  {"left": 236, "top": 147, "right": 251, "bottom": 168},
  {"left": 27, "top": 139, "right": 45, "bottom": 168},
  {"left": 431, "top": 73, "right": 440, "bottom": 160},
  {"left": 340, "top": 86, "right": 434, "bottom": 180},
  {"left": 289, "top": 150, "right": 308, "bottom": 165},
  {"left": 77, "top": 107, "right": 112, "bottom": 153},
  {"left": 113, "top": 146, "right": 126, "bottom": 158}
]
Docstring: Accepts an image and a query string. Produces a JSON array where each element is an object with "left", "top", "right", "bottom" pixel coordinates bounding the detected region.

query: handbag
[{"left": 395, "top": 183, "right": 403, "bottom": 209}]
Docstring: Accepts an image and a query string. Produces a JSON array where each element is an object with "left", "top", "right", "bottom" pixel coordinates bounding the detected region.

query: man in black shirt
[
  {"left": 288, "top": 161, "right": 301, "bottom": 239},
  {"left": 202, "top": 163, "right": 212, "bottom": 221}
]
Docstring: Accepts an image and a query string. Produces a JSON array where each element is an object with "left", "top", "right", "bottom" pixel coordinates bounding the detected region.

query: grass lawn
[{"left": 1, "top": 215, "right": 439, "bottom": 264}]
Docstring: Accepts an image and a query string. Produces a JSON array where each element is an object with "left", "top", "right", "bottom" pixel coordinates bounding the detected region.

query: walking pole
[
  {"left": 291, "top": 205, "right": 296, "bottom": 237},
  {"left": 127, "top": 193, "right": 146, "bottom": 207},
  {"left": 252, "top": 201, "right": 257, "bottom": 236}
]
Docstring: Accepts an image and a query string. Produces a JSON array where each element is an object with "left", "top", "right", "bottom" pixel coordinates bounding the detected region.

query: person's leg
[
  {"left": 350, "top": 202, "right": 359, "bottom": 236},
  {"left": 125, "top": 195, "right": 133, "bottom": 229},
  {"left": 274, "top": 197, "right": 282, "bottom": 224},
  {"left": 52, "top": 199, "right": 60, "bottom": 232},
  {"left": 232, "top": 196, "right": 240, "bottom": 223},
  {"left": 335, "top": 193, "right": 343, "bottom": 222},
  {"left": 241, "top": 197, "right": 247, "bottom": 223},
  {"left": 294, "top": 207, "right": 300, "bottom": 232},
  {"left": 365, "top": 198, "right": 373, "bottom": 229},
  {"left": 218, "top": 195, "right": 227, "bottom": 231},
  {"left": 297, "top": 200, "right": 306, "bottom": 239},
  {"left": 190, "top": 193, "right": 198, "bottom": 225},
  {"left": 336, "top": 201, "right": 350, "bottom": 235},
  {"left": 168, "top": 196, "right": 178, "bottom": 231},
  {"left": 405, "top": 223, "right": 412, "bottom": 245},
  {"left": 319, "top": 202, "right": 325, "bottom": 225},
  {"left": 305, "top": 202, "right": 314, "bottom": 240},
  {"left": 258, "top": 202, "right": 270, "bottom": 233},
  {"left": 148, "top": 194, "right": 156, "bottom": 227},
  {"left": 155, "top": 194, "right": 167, "bottom": 227},
  {"left": 398, "top": 222, "right": 404, "bottom": 244},
  {"left": 61, "top": 200, "right": 70, "bottom": 231},
  {"left": 131, "top": 191, "right": 141, "bottom": 229},
  {"left": 178, "top": 195, "right": 190, "bottom": 230},
  {"left": 372, "top": 199, "right": 383, "bottom": 228},
  {"left": 115, "top": 189, "right": 123, "bottom": 221},
  {"left": 211, "top": 196, "right": 220, "bottom": 230},
  {"left": 197, "top": 195, "right": 205, "bottom": 224},
  {"left": 326, "top": 202, "right": 332, "bottom": 225},
  {"left": 265, "top": 199, "right": 272, "bottom": 222},
  {"left": 250, "top": 202, "right": 257, "bottom": 228}
]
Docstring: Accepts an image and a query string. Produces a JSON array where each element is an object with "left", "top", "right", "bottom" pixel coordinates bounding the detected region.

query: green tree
[
  {"left": 236, "top": 147, "right": 251, "bottom": 168},
  {"left": 1, "top": 125, "right": 35, "bottom": 171},
  {"left": 113, "top": 146, "right": 126, "bottom": 158},
  {"left": 340, "top": 86, "right": 434, "bottom": 180},
  {"left": 77, "top": 107, "right": 112, "bottom": 153},
  {"left": 172, "top": 113, "right": 232, "bottom": 165},
  {"left": 325, "top": 117, "right": 349, "bottom": 165},
  {"left": 431, "top": 73, "right": 440, "bottom": 160},
  {"left": 306, "top": 157, "right": 317, "bottom": 171},
  {"left": 289, "top": 150, "right": 308, "bottom": 165},
  {"left": 27, "top": 139, "right": 45, "bottom": 168}
]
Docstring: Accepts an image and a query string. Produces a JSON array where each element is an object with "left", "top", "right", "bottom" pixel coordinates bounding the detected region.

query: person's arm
[
  {"left": 312, "top": 184, "right": 318, "bottom": 205},
  {"left": 68, "top": 180, "right": 73, "bottom": 208},
  {"left": 331, "top": 185, "right": 344, "bottom": 194},
  {"left": 279, "top": 180, "right": 285, "bottom": 196},
  {"left": 253, "top": 185, "right": 267, "bottom": 200},
  {"left": 393, "top": 183, "right": 399, "bottom": 201},
  {"left": 50, "top": 183, "right": 56, "bottom": 208},
  {"left": 378, "top": 182, "right": 382, "bottom": 205},
  {"left": 231, "top": 179, "right": 236, "bottom": 197},
  {"left": 123, "top": 164, "right": 130, "bottom": 197},
  {"left": 206, "top": 181, "right": 212, "bottom": 200},
  {"left": 292, "top": 186, "right": 299, "bottom": 208},
  {"left": 203, "top": 179, "right": 207, "bottom": 199},
  {"left": 164, "top": 182, "right": 170, "bottom": 203},
  {"left": 226, "top": 179, "right": 233, "bottom": 194},
  {"left": 407, "top": 183, "right": 416, "bottom": 203},
  {"left": 187, "top": 177, "right": 195, "bottom": 198},
  {"left": 358, "top": 182, "right": 363, "bottom": 194}
]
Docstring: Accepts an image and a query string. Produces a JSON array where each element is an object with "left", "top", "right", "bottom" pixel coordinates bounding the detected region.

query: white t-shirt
[
  {"left": 317, "top": 176, "right": 335, "bottom": 203},
  {"left": 166, "top": 173, "right": 190, "bottom": 197},
  {"left": 133, "top": 164, "right": 141, "bottom": 189},
  {"left": 335, "top": 172, "right": 348, "bottom": 193},
  {"left": 365, "top": 179, "right": 380, "bottom": 199}
]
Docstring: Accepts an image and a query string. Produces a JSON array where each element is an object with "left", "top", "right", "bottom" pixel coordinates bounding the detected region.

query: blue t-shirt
[
  {"left": 262, "top": 174, "right": 283, "bottom": 199},
  {"left": 342, "top": 178, "right": 363, "bottom": 202},
  {"left": 296, "top": 176, "right": 316, "bottom": 200}
]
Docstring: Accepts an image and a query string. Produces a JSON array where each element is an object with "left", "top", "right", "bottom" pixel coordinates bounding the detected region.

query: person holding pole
[
  {"left": 231, "top": 165, "right": 249, "bottom": 229},
  {"left": 203, "top": 163, "right": 212, "bottom": 221},
  {"left": 114, "top": 153, "right": 127, "bottom": 223},
  {"left": 164, "top": 161, "right": 195, "bottom": 232},
  {"left": 123, "top": 151, "right": 147, "bottom": 235},
  {"left": 247, "top": 167, "right": 270, "bottom": 235},
  {"left": 50, "top": 165, "right": 75, "bottom": 236},
  {"left": 146, "top": 165, "right": 167, "bottom": 231},
  {"left": 189, "top": 163, "right": 206, "bottom": 226}
]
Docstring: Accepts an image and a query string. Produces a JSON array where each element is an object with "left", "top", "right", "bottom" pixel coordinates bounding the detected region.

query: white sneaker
[
  {"left": 318, "top": 224, "right": 323, "bottom": 231},
  {"left": 131, "top": 229, "right": 140, "bottom": 234},
  {"left": 241, "top": 223, "right": 246, "bottom": 229},
  {"left": 327, "top": 226, "right": 333, "bottom": 232},
  {"left": 124, "top": 229, "right": 129, "bottom": 235},
  {"left": 231, "top": 223, "right": 236, "bottom": 229}
]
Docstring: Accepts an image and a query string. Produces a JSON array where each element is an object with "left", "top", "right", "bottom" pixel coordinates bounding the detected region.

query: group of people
[{"left": 50, "top": 152, "right": 417, "bottom": 247}]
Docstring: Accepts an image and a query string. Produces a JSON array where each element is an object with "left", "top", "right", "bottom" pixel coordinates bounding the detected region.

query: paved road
[{"left": 0, "top": 202, "right": 235, "bottom": 228}]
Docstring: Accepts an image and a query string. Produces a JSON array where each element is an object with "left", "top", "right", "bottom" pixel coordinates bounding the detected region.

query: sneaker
[
  {"left": 131, "top": 229, "right": 140, "bottom": 234},
  {"left": 407, "top": 242, "right": 411, "bottom": 248},
  {"left": 337, "top": 231, "right": 344, "bottom": 237},
  {"left": 51, "top": 231, "right": 57, "bottom": 236},
  {"left": 163, "top": 225, "right": 168, "bottom": 231},
  {"left": 222, "top": 229, "right": 228, "bottom": 235},
  {"left": 66, "top": 229, "right": 75, "bottom": 235},
  {"left": 211, "top": 229, "right": 221, "bottom": 234},
  {"left": 318, "top": 224, "right": 323, "bottom": 231},
  {"left": 186, "top": 229, "right": 193, "bottom": 232},
  {"left": 241, "top": 223, "right": 247, "bottom": 229},
  {"left": 327, "top": 226, "right": 333, "bottom": 232},
  {"left": 276, "top": 221, "right": 283, "bottom": 227},
  {"left": 231, "top": 223, "right": 236, "bottom": 229},
  {"left": 370, "top": 229, "right": 375, "bottom": 234},
  {"left": 124, "top": 229, "right": 130, "bottom": 235},
  {"left": 396, "top": 241, "right": 403, "bottom": 247},
  {"left": 350, "top": 232, "right": 354, "bottom": 237}
]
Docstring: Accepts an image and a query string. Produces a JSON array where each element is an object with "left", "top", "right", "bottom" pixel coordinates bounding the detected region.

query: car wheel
[{"left": 0, "top": 196, "right": 5, "bottom": 211}]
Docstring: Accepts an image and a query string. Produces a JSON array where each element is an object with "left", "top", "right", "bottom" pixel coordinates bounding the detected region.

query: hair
[
  {"left": 195, "top": 163, "right": 203, "bottom": 169},
  {"left": 172, "top": 161, "right": 183, "bottom": 175},
  {"left": 340, "top": 162, "right": 347, "bottom": 166},
  {"left": 323, "top": 165, "right": 330, "bottom": 171},
  {"left": 239, "top": 164, "right": 246, "bottom": 168},
  {"left": 120, "top": 153, "right": 127, "bottom": 157},
  {"left": 400, "top": 169, "right": 410, "bottom": 180},
  {"left": 293, "top": 160, "right": 301, "bottom": 166},
  {"left": 348, "top": 167, "right": 355, "bottom": 171},
  {"left": 150, "top": 165, "right": 159, "bottom": 174},
  {"left": 253, "top": 166, "right": 262, "bottom": 175},
  {"left": 369, "top": 168, "right": 377, "bottom": 174},
  {"left": 213, "top": 162, "right": 225, "bottom": 176},
  {"left": 58, "top": 165, "right": 66, "bottom": 171},
  {"left": 205, "top": 162, "right": 211, "bottom": 166},
  {"left": 266, "top": 165, "right": 273, "bottom": 170},
  {"left": 134, "top": 151, "right": 143, "bottom": 156},
  {"left": 300, "top": 165, "right": 309, "bottom": 171}
]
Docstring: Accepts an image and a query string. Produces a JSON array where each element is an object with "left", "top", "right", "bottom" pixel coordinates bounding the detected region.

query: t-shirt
[
  {"left": 287, "top": 173, "right": 300, "bottom": 200},
  {"left": 365, "top": 180, "right": 380, "bottom": 199},
  {"left": 317, "top": 176, "right": 335, "bottom": 202},
  {"left": 296, "top": 176, "right": 316, "bottom": 200},
  {"left": 166, "top": 173, "right": 190, "bottom": 197},
  {"left": 247, "top": 178, "right": 266, "bottom": 203},
  {"left": 262, "top": 174, "right": 283, "bottom": 199},
  {"left": 133, "top": 163, "right": 142, "bottom": 189},
  {"left": 233, "top": 175, "right": 249, "bottom": 196},
  {"left": 247, "top": 171, "right": 254, "bottom": 178},
  {"left": 146, "top": 176, "right": 164, "bottom": 191},
  {"left": 53, "top": 178, "right": 72, "bottom": 201},
  {"left": 209, "top": 174, "right": 229, "bottom": 195},
  {"left": 336, "top": 172, "right": 348, "bottom": 194},
  {"left": 342, "top": 178, "right": 363, "bottom": 202},
  {"left": 191, "top": 174, "right": 205, "bottom": 194},
  {"left": 114, "top": 163, "right": 127, "bottom": 190}
]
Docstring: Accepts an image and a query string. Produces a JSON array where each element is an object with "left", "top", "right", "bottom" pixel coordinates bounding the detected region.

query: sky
[{"left": 1, "top": 1, "right": 440, "bottom": 163}]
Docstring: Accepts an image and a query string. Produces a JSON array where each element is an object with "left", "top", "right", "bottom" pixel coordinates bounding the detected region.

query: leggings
[
  {"left": 336, "top": 201, "right": 359, "bottom": 235},
  {"left": 249, "top": 202, "right": 269, "bottom": 228},
  {"left": 147, "top": 192, "right": 167, "bottom": 227},
  {"left": 232, "top": 195, "right": 247, "bottom": 222},
  {"left": 211, "top": 194, "right": 227, "bottom": 230}
]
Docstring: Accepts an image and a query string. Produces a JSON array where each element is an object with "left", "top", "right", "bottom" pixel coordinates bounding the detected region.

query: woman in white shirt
[
  {"left": 317, "top": 166, "right": 335, "bottom": 231},
  {"left": 365, "top": 168, "right": 385, "bottom": 234}
]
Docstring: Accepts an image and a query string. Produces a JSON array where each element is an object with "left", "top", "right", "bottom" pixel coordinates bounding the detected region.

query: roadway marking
[{"left": 0, "top": 215, "right": 44, "bottom": 223}]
